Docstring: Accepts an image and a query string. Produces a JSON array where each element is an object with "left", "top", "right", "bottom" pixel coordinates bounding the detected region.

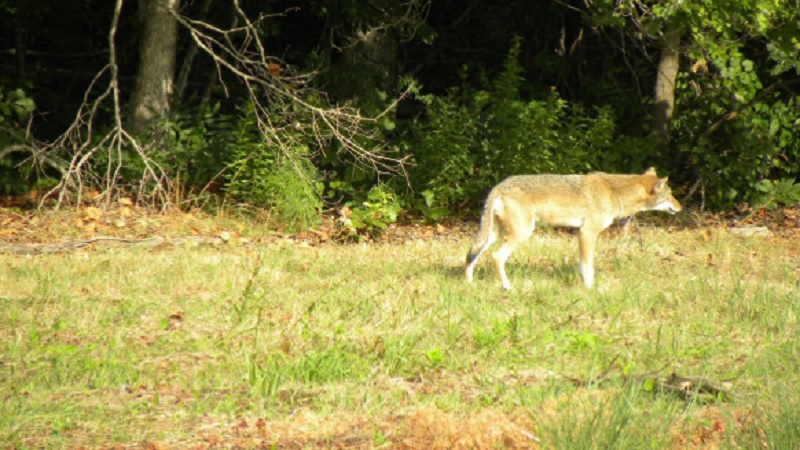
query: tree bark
[
  {"left": 652, "top": 26, "right": 681, "bottom": 147},
  {"left": 129, "top": 0, "right": 180, "bottom": 134}
]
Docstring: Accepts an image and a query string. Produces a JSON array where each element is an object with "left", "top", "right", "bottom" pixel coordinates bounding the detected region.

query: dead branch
[
  {"left": 0, "top": 143, "right": 68, "bottom": 178},
  {"left": 38, "top": 0, "right": 171, "bottom": 210},
  {"left": 0, "top": 235, "right": 252, "bottom": 255},
  {"left": 172, "top": 1, "right": 412, "bottom": 178},
  {"left": 604, "top": 364, "right": 735, "bottom": 403},
  {"left": 0, "top": 236, "right": 166, "bottom": 255},
  {"left": 23, "top": 0, "right": 414, "bottom": 211}
]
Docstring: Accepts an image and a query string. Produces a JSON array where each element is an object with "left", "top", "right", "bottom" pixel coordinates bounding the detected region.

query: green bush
[
  {"left": 336, "top": 184, "right": 401, "bottom": 237},
  {"left": 0, "top": 87, "right": 38, "bottom": 195},
  {"left": 753, "top": 178, "right": 800, "bottom": 208},
  {"left": 160, "top": 101, "right": 237, "bottom": 192},
  {"left": 0, "top": 87, "right": 36, "bottom": 122},
  {"left": 261, "top": 157, "right": 323, "bottom": 231},
  {"left": 406, "top": 38, "right": 616, "bottom": 211},
  {"left": 672, "top": 47, "right": 800, "bottom": 208},
  {"left": 225, "top": 101, "right": 322, "bottom": 230}
]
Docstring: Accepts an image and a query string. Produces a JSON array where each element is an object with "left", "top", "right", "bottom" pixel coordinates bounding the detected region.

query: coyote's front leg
[{"left": 578, "top": 228, "right": 601, "bottom": 288}]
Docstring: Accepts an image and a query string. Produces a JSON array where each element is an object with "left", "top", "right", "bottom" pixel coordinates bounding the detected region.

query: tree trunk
[
  {"left": 652, "top": 26, "right": 681, "bottom": 147},
  {"left": 129, "top": 0, "right": 180, "bottom": 134}
]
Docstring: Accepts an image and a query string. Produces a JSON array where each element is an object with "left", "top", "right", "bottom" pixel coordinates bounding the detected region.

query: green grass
[{"left": 1, "top": 226, "right": 798, "bottom": 448}]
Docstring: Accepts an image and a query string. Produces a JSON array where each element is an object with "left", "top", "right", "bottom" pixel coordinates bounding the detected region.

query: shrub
[
  {"left": 0, "top": 87, "right": 38, "bottom": 195},
  {"left": 406, "top": 38, "right": 616, "bottom": 212},
  {"left": 672, "top": 47, "right": 800, "bottom": 208},
  {"left": 225, "top": 101, "right": 322, "bottom": 230},
  {"left": 336, "top": 185, "right": 401, "bottom": 237},
  {"left": 160, "top": 100, "right": 237, "bottom": 193}
]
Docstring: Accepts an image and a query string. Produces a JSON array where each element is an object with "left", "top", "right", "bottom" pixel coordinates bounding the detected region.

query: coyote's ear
[
  {"left": 652, "top": 177, "right": 668, "bottom": 192},
  {"left": 644, "top": 167, "right": 657, "bottom": 176}
]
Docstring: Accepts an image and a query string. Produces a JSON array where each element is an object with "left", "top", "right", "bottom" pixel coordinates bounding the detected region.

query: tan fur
[{"left": 465, "top": 167, "right": 682, "bottom": 289}]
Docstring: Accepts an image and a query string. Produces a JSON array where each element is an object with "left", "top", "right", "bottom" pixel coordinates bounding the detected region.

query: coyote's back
[{"left": 465, "top": 168, "right": 681, "bottom": 289}]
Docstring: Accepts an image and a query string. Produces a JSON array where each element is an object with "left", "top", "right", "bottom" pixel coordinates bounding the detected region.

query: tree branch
[
  {"left": 171, "top": 2, "right": 411, "bottom": 177},
  {"left": 39, "top": 0, "right": 171, "bottom": 209}
]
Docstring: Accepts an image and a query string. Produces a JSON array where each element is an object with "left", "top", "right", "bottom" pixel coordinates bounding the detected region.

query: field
[{"left": 1, "top": 211, "right": 799, "bottom": 449}]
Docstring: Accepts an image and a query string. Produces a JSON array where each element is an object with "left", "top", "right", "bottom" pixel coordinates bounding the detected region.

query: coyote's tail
[{"left": 466, "top": 192, "right": 500, "bottom": 269}]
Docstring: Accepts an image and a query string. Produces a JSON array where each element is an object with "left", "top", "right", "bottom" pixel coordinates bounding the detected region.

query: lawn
[{"left": 1, "top": 212, "right": 799, "bottom": 448}]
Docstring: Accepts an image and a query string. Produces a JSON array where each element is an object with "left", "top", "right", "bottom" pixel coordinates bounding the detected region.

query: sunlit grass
[{"left": 1, "top": 225, "right": 798, "bottom": 448}]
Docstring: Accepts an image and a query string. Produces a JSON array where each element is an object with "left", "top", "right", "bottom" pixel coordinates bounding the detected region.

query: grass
[{"left": 1, "top": 220, "right": 799, "bottom": 448}]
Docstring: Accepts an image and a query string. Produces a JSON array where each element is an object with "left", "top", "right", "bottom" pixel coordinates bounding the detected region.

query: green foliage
[
  {"left": 674, "top": 51, "right": 800, "bottom": 207},
  {"left": 407, "top": 38, "right": 616, "bottom": 211},
  {"left": 261, "top": 159, "right": 323, "bottom": 231},
  {"left": 0, "top": 87, "right": 37, "bottom": 195},
  {"left": 407, "top": 189, "right": 449, "bottom": 222},
  {"left": 0, "top": 87, "right": 36, "bottom": 122},
  {"left": 84, "top": 100, "right": 240, "bottom": 201},
  {"left": 225, "top": 103, "right": 322, "bottom": 231},
  {"left": 766, "top": 19, "right": 800, "bottom": 76},
  {"left": 588, "top": 0, "right": 800, "bottom": 209},
  {"left": 160, "top": 101, "right": 237, "bottom": 191},
  {"left": 6, "top": 0, "right": 800, "bottom": 215},
  {"left": 338, "top": 185, "right": 401, "bottom": 236},
  {"left": 594, "top": 134, "right": 659, "bottom": 175},
  {"left": 423, "top": 346, "right": 444, "bottom": 368},
  {"left": 753, "top": 178, "right": 800, "bottom": 209}
]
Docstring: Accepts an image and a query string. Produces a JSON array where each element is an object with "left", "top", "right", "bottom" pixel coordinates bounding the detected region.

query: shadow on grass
[{"left": 447, "top": 259, "right": 580, "bottom": 287}]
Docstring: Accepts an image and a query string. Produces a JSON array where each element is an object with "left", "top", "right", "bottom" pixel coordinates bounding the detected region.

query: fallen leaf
[{"left": 83, "top": 207, "right": 102, "bottom": 221}]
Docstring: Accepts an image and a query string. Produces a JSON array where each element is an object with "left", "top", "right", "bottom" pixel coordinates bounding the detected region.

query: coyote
[{"left": 465, "top": 168, "right": 681, "bottom": 289}]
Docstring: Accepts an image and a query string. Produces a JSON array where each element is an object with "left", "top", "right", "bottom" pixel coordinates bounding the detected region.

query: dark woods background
[{"left": 2, "top": 0, "right": 799, "bottom": 231}]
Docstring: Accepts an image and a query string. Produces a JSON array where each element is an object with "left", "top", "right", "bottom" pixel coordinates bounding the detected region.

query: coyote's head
[{"left": 644, "top": 168, "right": 682, "bottom": 214}]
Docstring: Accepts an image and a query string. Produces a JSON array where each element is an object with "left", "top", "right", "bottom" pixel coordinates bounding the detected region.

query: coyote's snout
[{"left": 465, "top": 167, "right": 681, "bottom": 289}]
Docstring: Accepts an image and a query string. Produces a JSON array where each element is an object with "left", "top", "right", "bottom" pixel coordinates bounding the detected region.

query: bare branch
[
  {"left": 19, "top": 0, "right": 411, "bottom": 212},
  {"left": 171, "top": 3, "right": 410, "bottom": 178},
  {"left": 38, "top": 0, "right": 171, "bottom": 210}
]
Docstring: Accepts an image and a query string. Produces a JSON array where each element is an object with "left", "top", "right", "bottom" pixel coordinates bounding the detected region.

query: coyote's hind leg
[{"left": 492, "top": 212, "right": 535, "bottom": 290}]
